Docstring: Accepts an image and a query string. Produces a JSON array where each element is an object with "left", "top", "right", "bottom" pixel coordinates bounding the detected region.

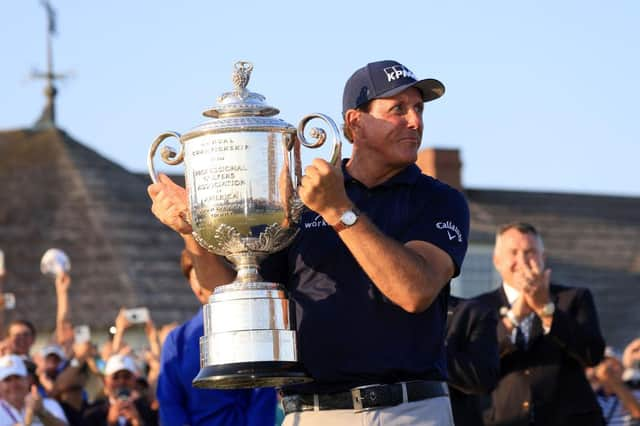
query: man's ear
[{"left": 344, "top": 109, "right": 361, "bottom": 138}]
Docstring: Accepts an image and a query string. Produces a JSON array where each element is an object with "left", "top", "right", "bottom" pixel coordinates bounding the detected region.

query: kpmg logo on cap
[{"left": 383, "top": 65, "right": 417, "bottom": 82}]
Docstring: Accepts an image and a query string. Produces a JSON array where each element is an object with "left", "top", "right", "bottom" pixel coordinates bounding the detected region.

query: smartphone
[
  {"left": 123, "top": 307, "right": 150, "bottom": 324},
  {"left": 3, "top": 293, "right": 15, "bottom": 310},
  {"left": 0, "top": 249, "right": 5, "bottom": 275},
  {"left": 74, "top": 325, "right": 91, "bottom": 344},
  {"left": 116, "top": 387, "right": 131, "bottom": 401}
]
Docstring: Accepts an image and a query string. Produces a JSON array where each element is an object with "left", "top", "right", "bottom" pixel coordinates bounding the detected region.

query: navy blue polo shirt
[{"left": 261, "top": 162, "right": 469, "bottom": 394}]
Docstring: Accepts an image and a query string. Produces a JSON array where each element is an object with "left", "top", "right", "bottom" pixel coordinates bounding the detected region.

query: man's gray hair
[{"left": 495, "top": 222, "right": 545, "bottom": 251}]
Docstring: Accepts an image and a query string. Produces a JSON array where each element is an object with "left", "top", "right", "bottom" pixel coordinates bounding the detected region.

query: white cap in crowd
[
  {"left": 104, "top": 354, "right": 138, "bottom": 376},
  {"left": 40, "top": 344, "right": 66, "bottom": 360},
  {"left": 0, "top": 354, "right": 28, "bottom": 381}
]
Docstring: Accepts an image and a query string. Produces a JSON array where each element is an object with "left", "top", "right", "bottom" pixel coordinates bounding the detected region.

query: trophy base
[{"left": 192, "top": 361, "right": 312, "bottom": 389}]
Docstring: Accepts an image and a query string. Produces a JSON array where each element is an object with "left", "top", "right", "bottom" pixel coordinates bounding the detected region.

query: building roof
[
  {"left": 465, "top": 188, "right": 640, "bottom": 348},
  {"left": 0, "top": 128, "right": 198, "bottom": 331},
  {"left": 2, "top": 133, "right": 637, "bottom": 350}
]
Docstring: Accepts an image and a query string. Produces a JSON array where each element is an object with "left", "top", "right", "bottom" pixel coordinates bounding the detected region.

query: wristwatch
[
  {"left": 332, "top": 208, "right": 360, "bottom": 233},
  {"left": 538, "top": 302, "right": 556, "bottom": 317}
]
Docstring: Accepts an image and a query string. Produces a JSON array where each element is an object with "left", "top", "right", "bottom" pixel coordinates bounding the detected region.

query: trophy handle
[
  {"left": 287, "top": 113, "right": 343, "bottom": 223},
  {"left": 147, "top": 131, "right": 185, "bottom": 183},
  {"left": 296, "top": 113, "right": 342, "bottom": 168}
]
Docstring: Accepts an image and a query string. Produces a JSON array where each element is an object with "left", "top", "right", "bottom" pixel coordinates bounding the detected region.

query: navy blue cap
[{"left": 342, "top": 60, "right": 445, "bottom": 115}]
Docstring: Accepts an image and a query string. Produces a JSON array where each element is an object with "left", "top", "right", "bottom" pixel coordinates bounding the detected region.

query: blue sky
[{"left": 1, "top": 1, "right": 639, "bottom": 196}]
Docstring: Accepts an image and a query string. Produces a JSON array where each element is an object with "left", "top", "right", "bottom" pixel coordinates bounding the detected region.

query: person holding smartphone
[
  {"left": 0, "top": 354, "right": 68, "bottom": 425},
  {"left": 83, "top": 354, "right": 158, "bottom": 426}
]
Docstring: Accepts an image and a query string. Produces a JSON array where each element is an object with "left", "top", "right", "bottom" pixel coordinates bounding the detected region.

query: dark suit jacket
[
  {"left": 446, "top": 296, "right": 500, "bottom": 426},
  {"left": 476, "top": 283, "right": 605, "bottom": 426}
]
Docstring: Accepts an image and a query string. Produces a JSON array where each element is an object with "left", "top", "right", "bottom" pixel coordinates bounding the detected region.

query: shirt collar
[
  {"left": 342, "top": 160, "right": 421, "bottom": 187},
  {"left": 502, "top": 282, "right": 521, "bottom": 305}
]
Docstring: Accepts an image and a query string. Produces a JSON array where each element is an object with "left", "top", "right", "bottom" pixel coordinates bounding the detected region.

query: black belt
[{"left": 282, "top": 380, "right": 449, "bottom": 414}]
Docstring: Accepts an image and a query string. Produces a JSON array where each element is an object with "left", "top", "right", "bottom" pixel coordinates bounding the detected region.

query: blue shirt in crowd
[{"left": 157, "top": 310, "right": 277, "bottom": 426}]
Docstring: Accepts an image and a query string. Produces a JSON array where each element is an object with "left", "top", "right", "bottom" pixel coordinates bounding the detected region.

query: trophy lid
[{"left": 203, "top": 61, "right": 280, "bottom": 119}]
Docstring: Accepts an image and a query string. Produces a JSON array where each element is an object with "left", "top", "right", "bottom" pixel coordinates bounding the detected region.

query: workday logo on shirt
[
  {"left": 436, "top": 221, "right": 463, "bottom": 243},
  {"left": 303, "top": 214, "right": 328, "bottom": 229}
]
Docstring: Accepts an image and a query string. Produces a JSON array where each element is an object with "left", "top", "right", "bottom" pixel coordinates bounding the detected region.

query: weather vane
[{"left": 31, "top": 0, "right": 71, "bottom": 129}]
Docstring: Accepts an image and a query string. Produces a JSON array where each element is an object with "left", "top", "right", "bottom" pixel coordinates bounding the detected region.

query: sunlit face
[
  {"left": 493, "top": 228, "right": 545, "bottom": 288},
  {"left": 352, "top": 87, "right": 424, "bottom": 169},
  {"left": 43, "top": 354, "right": 63, "bottom": 378},
  {"left": 0, "top": 375, "right": 29, "bottom": 407},
  {"left": 104, "top": 369, "right": 136, "bottom": 397},
  {"left": 7, "top": 324, "right": 34, "bottom": 355}
]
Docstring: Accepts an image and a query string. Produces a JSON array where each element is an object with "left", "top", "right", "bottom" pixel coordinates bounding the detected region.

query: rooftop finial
[{"left": 32, "top": 1, "right": 70, "bottom": 130}]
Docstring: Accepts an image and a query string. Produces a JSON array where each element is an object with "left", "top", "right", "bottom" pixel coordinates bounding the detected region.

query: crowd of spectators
[
  {"left": 0, "top": 239, "right": 639, "bottom": 425},
  {"left": 0, "top": 266, "right": 176, "bottom": 425}
]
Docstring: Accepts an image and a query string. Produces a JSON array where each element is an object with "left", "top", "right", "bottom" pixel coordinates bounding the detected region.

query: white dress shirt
[{"left": 503, "top": 282, "right": 550, "bottom": 345}]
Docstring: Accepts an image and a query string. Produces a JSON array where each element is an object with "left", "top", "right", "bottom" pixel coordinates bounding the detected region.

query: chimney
[{"left": 416, "top": 148, "right": 463, "bottom": 191}]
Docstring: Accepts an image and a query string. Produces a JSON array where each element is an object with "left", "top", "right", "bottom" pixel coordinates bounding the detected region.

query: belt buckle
[{"left": 351, "top": 383, "right": 386, "bottom": 413}]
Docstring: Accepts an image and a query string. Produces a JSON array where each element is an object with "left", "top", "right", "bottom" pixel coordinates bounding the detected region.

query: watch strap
[{"left": 332, "top": 207, "right": 360, "bottom": 233}]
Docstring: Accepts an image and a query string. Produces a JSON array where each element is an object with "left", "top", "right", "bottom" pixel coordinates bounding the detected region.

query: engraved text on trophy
[{"left": 186, "top": 132, "right": 287, "bottom": 246}]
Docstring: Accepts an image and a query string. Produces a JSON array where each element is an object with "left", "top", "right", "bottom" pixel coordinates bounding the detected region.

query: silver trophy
[{"left": 148, "top": 61, "right": 341, "bottom": 389}]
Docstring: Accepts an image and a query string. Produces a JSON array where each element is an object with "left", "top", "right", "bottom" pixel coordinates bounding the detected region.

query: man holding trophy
[{"left": 148, "top": 60, "right": 469, "bottom": 425}]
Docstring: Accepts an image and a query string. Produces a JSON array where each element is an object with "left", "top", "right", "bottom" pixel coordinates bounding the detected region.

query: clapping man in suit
[{"left": 476, "top": 222, "right": 605, "bottom": 426}]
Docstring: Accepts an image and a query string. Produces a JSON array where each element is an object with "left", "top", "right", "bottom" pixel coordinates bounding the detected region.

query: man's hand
[
  {"left": 515, "top": 259, "right": 552, "bottom": 313},
  {"left": 24, "top": 385, "right": 44, "bottom": 420},
  {"left": 55, "top": 272, "right": 71, "bottom": 293},
  {"left": 510, "top": 295, "right": 533, "bottom": 322},
  {"left": 298, "top": 159, "right": 352, "bottom": 225},
  {"left": 147, "top": 173, "right": 192, "bottom": 235},
  {"left": 115, "top": 309, "right": 132, "bottom": 332},
  {"left": 121, "top": 399, "right": 143, "bottom": 426},
  {"left": 106, "top": 398, "right": 123, "bottom": 424},
  {"left": 108, "top": 398, "right": 143, "bottom": 426},
  {"left": 595, "top": 358, "right": 624, "bottom": 388}
]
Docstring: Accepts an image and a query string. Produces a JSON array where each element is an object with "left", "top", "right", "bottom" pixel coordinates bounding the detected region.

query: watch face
[{"left": 341, "top": 210, "right": 357, "bottom": 226}]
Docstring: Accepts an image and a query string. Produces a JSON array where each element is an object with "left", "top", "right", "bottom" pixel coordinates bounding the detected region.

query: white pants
[{"left": 282, "top": 396, "right": 454, "bottom": 426}]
